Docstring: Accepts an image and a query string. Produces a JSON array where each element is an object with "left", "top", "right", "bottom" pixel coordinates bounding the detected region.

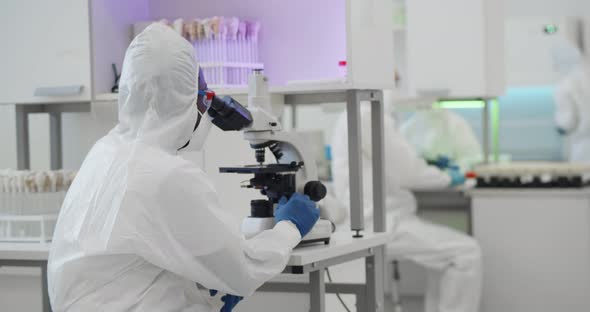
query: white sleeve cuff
[{"left": 273, "top": 221, "right": 302, "bottom": 249}]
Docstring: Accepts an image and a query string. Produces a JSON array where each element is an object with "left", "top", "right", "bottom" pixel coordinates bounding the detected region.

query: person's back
[{"left": 49, "top": 137, "right": 210, "bottom": 310}]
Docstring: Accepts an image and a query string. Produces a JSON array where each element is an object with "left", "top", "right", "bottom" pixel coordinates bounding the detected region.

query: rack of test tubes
[
  {"left": 0, "top": 170, "right": 76, "bottom": 242},
  {"left": 134, "top": 17, "right": 263, "bottom": 89}
]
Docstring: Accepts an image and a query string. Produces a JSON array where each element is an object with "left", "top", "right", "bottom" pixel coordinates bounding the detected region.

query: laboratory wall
[
  {"left": 0, "top": 103, "right": 119, "bottom": 170},
  {"left": 0, "top": 106, "right": 52, "bottom": 170},
  {"left": 444, "top": 87, "right": 564, "bottom": 161},
  {"left": 506, "top": 0, "right": 590, "bottom": 17},
  {"left": 149, "top": 0, "right": 347, "bottom": 86}
]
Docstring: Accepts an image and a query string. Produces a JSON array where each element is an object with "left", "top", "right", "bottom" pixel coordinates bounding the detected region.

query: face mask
[
  {"left": 178, "top": 96, "right": 212, "bottom": 152},
  {"left": 191, "top": 110, "right": 213, "bottom": 151}
]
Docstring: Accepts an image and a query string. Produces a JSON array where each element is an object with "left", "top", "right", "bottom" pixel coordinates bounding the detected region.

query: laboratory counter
[
  {"left": 0, "top": 232, "right": 390, "bottom": 312},
  {"left": 468, "top": 186, "right": 590, "bottom": 312}
]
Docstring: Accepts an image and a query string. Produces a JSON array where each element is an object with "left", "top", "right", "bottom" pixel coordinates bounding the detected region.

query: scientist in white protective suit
[
  {"left": 554, "top": 51, "right": 590, "bottom": 162},
  {"left": 331, "top": 94, "right": 482, "bottom": 312},
  {"left": 47, "top": 23, "right": 320, "bottom": 312},
  {"left": 400, "top": 108, "right": 483, "bottom": 172}
]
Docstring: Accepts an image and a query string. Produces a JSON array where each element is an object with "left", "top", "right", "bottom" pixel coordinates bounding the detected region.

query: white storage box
[
  {"left": 0, "top": 170, "right": 75, "bottom": 242},
  {"left": 0, "top": 214, "right": 58, "bottom": 243}
]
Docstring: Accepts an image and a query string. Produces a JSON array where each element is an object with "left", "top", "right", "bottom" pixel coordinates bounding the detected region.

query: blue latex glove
[
  {"left": 428, "top": 155, "right": 456, "bottom": 170},
  {"left": 209, "top": 290, "right": 243, "bottom": 312},
  {"left": 447, "top": 168, "right": 466, "bottom": 186},
  {"left": 275, "top": 192, "right": 320, "bottom": 237},
  {"left": 220, "top": 294, "right": 243, "bottom": 312},
  {"left": 557, "top": 127, "right": 569, "bottom": 136}
]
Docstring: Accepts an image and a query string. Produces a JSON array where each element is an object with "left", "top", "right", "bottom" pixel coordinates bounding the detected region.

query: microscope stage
[{"left": 219, "top": 163, "right": 301, "bottom": 174}]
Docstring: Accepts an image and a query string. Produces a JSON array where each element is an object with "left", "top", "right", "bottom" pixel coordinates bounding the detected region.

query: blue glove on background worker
[
  {"left": 275, "top": 193, "right": 320, "bottom": 237},
  {"left": 428, "top": 155, "right": 455, "bottom": 170},
  {"left": 447, "top": 167, "right": 466, "bottom": 186},
  {"left": 428, "top": 155, "right": 465, "bottom": 186}
]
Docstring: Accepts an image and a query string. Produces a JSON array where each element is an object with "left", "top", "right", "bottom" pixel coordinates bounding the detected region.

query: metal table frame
[
  {"left": 0, "top": 259, "right": 51, "bottom": 312},
  {"left": 6, "top": 89, "right": 388, "bottom": 312},
  {"left": 13, "top": 102, "right": 90, "bottom": 170},
  {"left": 271, "top": 89, "right": 387, "bottom": 312}
]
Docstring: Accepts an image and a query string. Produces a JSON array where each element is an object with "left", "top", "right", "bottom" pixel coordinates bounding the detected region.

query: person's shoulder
[
  {"left": 126, "top": 147, "right": 198, "bottom": 182},
  {"left": 156, "top": 154, "right": 214, "bottom": 192}
]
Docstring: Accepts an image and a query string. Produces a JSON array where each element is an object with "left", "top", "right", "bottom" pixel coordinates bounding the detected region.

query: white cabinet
[
  {"left": 505, "top": 17, "right": 585, "bottom": 86},
  {"left": 0, "top": 0, "right": 396, "bottom": 105},
  {"left": 471, "top": 188, "right": 590, "bottom": 312},
  {"left": 0, "top": 0, "right": 92, "bottom": 104},
  {"left": 405, "top": 0, "right": 505, "bottom": 98}
]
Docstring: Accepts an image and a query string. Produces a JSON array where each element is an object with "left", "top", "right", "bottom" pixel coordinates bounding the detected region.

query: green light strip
[
  {"left": 434, "top": 100, "right": 485, "bottom": 109},
  {"left": 490, "top": 99, "right": 500, "bottom": 162},
  {"left": 432, "top": 99, "right": 501, "bottom": 162}
]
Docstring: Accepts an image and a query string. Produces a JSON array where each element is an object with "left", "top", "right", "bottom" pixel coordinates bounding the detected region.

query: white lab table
[
  {"left": 0, "top": 233, "right": 390, "bottom": 312},
  {"left": 469, "top": 187, "right": 590, "bottom": 312},
  {"left": 0, "top": 242, "right": 51, "bottom": 312},
  {"left": 259, "top": 232, "right": 391, "bottom": 312}
]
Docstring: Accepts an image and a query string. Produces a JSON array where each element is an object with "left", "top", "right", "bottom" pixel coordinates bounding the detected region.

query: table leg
[
  {"left": 309, "top": 270, "right": 325, "bottom": 312},
  {"left": 41, "top": 261, "right": 52, "bottom": 312},
  {"left": 49, "top": 112, "right": 63, "bottom": 170},
  {"left": 346, "top": 90, "right": 364, "bottom": 234},
  {"left": 366, "top": 247, "right": 385, "bottom": 312},
  {"left": 15, "top": 106, "right": 30, "bottom": 170},
  {"left": 290, "top": 103, "right": 297, "bottom": 129},
  {"left": 370, "top": 92, "right": 386, "bottom": 232},
  {"left": 482, "top": 100, "right": 489, "bottom": 164}
]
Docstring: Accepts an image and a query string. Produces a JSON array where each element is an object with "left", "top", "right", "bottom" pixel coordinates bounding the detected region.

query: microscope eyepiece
[{"left": 203, "top": 92, "right": 253, "bottom": 131}]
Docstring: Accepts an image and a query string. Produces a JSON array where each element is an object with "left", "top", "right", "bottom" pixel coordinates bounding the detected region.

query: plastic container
[
  {"left": 0, "top": 214, "right": 58, "bottom": 242},
  {"left": 338, "top": 60, "right": 347, "bottom": 80},
  {"left": 134, "top": 18, "right": 263, "bottom": 88},
  {"left": 0, "top": 192, "right": 66, "bottom": 242},
  {"left": 0, "top": 169, "right": 74, "bottom": 242}
]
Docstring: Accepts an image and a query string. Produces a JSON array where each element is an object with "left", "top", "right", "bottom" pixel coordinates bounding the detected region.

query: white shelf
[
  {"left": 273, "top": 81, "right": 395, "bottom": 95},
  {"left": 0, "top": 232, "right": 391, "bottom": 265},
  {"left": 95, "top": 88, "right": 249, "bottom": 101},
  {"left": 94, "top": 93, "right": 118, "bottom": 102},
  {"left": 0, "top": 242, "right": 50, "bottom": 261},
  {"left": 200, "top": 62, "right": 264, "bottom": 69},
  {"left": 206, "top": 86, "right": 249, "bottom": 96}
]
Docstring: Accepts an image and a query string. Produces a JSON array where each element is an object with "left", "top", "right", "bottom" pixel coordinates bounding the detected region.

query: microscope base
[
  {"left": 301, "top": 219, "right": 332, "bottom": 245},
  {"left": 241, "top": 218, "right": 332, "bottom": 245}
]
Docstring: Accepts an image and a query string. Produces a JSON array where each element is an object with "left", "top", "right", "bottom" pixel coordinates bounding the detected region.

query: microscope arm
[{"left": 243, "top": 130, "right": 319, "bottom": 187}]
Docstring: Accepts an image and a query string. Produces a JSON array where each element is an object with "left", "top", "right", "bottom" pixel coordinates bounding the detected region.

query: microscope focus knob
[{"left": 304, "top": 181, "right": 327, "bottom": 202}]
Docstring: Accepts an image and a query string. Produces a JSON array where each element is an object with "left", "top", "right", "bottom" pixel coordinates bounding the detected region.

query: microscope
[{"left": 205, "top": 70, "right": 332, "bottom": 244}]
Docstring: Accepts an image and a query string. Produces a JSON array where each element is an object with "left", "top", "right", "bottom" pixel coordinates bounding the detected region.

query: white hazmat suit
[
  {"left": 401, "top": 109, "right": 483, "bottom": 171},
  {"left": 331, "top": 104, "right": 482, "bottom": 312},
  {"left": 48, "top": 24, "right": 302, "bottom": 311},
  {"left": 555, "top": 63, "right": 590, "bottom": 162}
]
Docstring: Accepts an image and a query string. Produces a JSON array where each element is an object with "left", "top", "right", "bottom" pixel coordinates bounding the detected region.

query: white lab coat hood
[
  {"left": 115, "top": 23, "right": 199, "bottom": 152},
  {"left": 48, "top": 23, "right": 300, "bottom": 312}
]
